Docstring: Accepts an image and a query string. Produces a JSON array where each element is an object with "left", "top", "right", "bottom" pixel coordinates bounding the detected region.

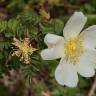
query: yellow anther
[{"left": 64, "top": 35, "right": 85, "bottom": 64}]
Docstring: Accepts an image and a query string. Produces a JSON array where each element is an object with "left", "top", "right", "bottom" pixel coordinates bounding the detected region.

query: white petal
[
  {"left": 63, "top": 12, "right": 87, "bottom": 39},
  {"left": 41, "top": 44, "right": 64, "bottom": 60},
  {"left": 44, "top": 33, "right": 64, "bottom": 46},
  {"left": 55, "top": 58, "right": 78, "bottom": 87},
  {"left": 82, "top": 25, "right": 96, "bottom": 49},
  {"left": 76, "top": 49, "right": 95, "bottom": 77}
]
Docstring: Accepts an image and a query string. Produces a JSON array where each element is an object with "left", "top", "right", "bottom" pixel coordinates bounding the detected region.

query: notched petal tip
[
  {"left": 40, "top": 50, "right": 46, "bottom": 60},
  {"left": 55, "top": 69, "right": 78, "bottom": 87},
  {"left": 40, "top": 47, "right": 62, "bottom": 60},
  {"left": 63, "top": 11, "right": 87, "bottom": 39},
  {"left": 74, "top": 11, "right": 87, "bottom": 19},
  {"left": 55, "top": 59, "right": 78, "bottom": 87},
  {"left": 44, "top": 33, "right": 64, "bottom": 46},
  {"left": 40, "top": 49, "right": 53, "bottom": 60}
]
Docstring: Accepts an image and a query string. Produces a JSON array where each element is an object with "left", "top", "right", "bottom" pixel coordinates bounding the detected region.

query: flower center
[{"left": 64, "top": 35, "right": 85, "bottom": 64}]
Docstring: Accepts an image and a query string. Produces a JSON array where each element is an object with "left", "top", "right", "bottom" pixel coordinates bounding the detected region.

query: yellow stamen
[{"left": 64, "top": 35, "right": 85, "bottom": 64}]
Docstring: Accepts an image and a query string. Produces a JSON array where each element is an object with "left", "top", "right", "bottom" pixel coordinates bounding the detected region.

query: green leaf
[
  {"left": 39, "top": 22, "right": 54, "bottom": 34},
  {"left": 7, "top": 19, "right": 19, "bottom": 32},
  {"left": 0, "top": 21, "right": 7, "bottom": 32},
  {"left": 53, "top": 19, "right": 64, "bottom": 35}
]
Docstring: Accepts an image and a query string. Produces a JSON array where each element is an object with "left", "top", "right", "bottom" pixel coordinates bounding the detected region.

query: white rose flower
[{"left": 41, "top": 12, "right": 96, "bottom": 87}]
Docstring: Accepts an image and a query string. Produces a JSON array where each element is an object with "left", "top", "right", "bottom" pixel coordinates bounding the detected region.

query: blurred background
[{"left": 0, "top": 0, "right": 96, "bottom": 96}]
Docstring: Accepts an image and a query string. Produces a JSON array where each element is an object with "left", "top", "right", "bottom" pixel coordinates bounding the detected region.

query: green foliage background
[{"left": 0, "top": 0, "right": 96, "bottom": 96}]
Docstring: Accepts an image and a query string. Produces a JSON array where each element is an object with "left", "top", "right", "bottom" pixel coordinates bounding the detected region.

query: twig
[{"left": 88, "top": 77, "right": 96, "bottom": 96}]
